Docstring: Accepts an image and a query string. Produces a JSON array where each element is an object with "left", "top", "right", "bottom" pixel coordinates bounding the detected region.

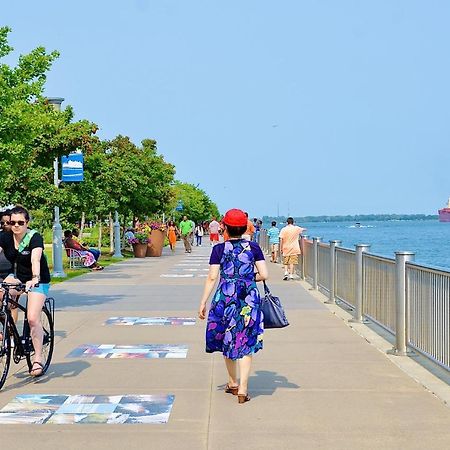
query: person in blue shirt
[{"left": 267, "top": 221, "right": 280, "bottom": 263}]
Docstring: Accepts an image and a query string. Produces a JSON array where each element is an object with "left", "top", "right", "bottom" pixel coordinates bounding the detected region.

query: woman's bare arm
[{"left": 198, "top": 264, "right": 220, "bottom": 319}]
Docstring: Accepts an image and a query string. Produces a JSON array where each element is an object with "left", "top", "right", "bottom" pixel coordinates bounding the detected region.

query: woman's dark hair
[
  {"left": 168, "top": 220, "right": 174, "bottom": 227},
  {"left": 0, "top": 209, "right": 11, "bottom": 220},
  {"left": 225, "top": 224, "right": 247, "bottom": 238},
  {"left": 10, "top": 205, "right": 30, "bottom": 221}
]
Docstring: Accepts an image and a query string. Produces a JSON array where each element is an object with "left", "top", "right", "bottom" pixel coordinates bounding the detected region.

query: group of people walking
[{"left": 0, "top": 203, "right": 304, "bottom": 401}]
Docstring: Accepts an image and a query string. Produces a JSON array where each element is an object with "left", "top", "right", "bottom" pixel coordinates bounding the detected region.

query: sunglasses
[
  {"left": 9, "top": 220, "right": 27, "bottom": 226},
  {"left": 0, "top": 221, "right": 10, "bottom": 226}
]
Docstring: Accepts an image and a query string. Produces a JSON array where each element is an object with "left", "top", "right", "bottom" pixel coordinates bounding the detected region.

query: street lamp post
[{"left": 48, "top": 97, "right": 66, "bottom": 278}]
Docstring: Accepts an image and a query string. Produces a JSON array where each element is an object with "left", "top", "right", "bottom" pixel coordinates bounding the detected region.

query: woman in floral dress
[{"left": 198, "top": 209, "right": 268, "bottom": 404}]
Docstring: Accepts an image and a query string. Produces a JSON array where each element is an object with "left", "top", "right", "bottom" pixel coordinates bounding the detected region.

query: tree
[
  {"left": 171, "top": 182, "right": 220, "bottom": 223},
  {"left": 0, "top": 26, "right": 97, "bottom": 214}
]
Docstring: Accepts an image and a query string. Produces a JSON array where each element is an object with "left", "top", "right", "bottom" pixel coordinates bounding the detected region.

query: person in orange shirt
[
  {"left": 279, "top": 217, "right": 306, "bottom": 280},
  {"left": 242, "top": 212, "right": 255, "bottom": 241}
]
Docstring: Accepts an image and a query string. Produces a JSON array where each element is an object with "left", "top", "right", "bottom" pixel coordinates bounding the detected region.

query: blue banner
[{"left": 61, "top": 152, "right": 84, "bottom": 182}]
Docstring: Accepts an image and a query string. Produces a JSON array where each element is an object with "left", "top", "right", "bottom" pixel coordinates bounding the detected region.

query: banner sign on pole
[{"left": 61, "top": 152, "right": 84, "bottom": 182}]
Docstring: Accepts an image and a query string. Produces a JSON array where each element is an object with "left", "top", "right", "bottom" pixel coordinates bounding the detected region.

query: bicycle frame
[{"left": 0, "top": 284, "right": 33, "bottom": 362}]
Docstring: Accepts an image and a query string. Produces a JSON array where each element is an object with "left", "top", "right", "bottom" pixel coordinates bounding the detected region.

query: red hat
[{"left": 223, "top": 209, "right": 247, "bottom": 227}]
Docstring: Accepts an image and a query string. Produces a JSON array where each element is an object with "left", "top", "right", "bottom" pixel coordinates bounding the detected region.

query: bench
[{"left": 65, "top": 248, "right": 86, "bottom": 269}]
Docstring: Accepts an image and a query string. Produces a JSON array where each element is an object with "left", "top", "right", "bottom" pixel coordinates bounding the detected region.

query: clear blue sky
[{"left": 3, "top": 1, "right": 450, "bottom": 217}]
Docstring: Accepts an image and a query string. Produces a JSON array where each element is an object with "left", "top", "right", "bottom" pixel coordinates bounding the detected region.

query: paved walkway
[{"left": 3, "top": 243, "right": 450, "bottom": 449}]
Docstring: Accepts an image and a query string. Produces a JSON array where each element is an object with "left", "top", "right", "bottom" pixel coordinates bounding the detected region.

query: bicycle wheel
[
  {"left": 26, "top": 307, "right": 54, "bottom": 375},
  {"left": 0, "top": 313, "right": 11, "bottom": 390}
]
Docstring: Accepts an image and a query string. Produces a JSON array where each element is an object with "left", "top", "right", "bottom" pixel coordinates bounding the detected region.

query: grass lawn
[{"left": 44, "top": 247, "right": 134, "bottom": 284}]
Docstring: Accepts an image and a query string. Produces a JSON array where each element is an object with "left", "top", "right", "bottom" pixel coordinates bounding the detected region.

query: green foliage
[
  {"left": 171, "top": 182, "right": 220, "bottom": 223},
  {"left": 0, "top": 28, "right": 220, "bottom": 235},
  {"left": 0, "top": 26, "right": 97, "bottom": 213}
]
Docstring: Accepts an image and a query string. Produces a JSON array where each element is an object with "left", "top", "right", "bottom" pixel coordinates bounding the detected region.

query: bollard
[
  {"left": 349, "top": 244, "right": 371, "bottom": 323},
  {"left": 52, "top": 205, "right": 66, "bottom": 277},
  {"left": 300, "top": 235, "right": 308, "bottom": 280},
  {"left": 325, "top": 240, "right": 341, "bottom": 304},
  {"left": 312, "top": 237, "right": 321, "bottom": 290},
  {"left": 113, "top": 211, "right": 123, "bottom": 258},
  {"left": 388, "top": 251, "right": 415, "bottom": 356}
]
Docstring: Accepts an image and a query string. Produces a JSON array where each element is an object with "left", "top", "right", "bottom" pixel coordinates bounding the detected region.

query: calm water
[{"left": 265, "top": 220, "right": 450, "bottom": 271}]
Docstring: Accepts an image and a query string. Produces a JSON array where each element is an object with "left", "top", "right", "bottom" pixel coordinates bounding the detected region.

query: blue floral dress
[{"left": 206, "top": 239, "right": 264, "bottom": 360}]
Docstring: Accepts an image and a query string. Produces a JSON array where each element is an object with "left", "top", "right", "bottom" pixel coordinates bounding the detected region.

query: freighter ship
[{"left": 438, "top": 198, "right": 450, "bottom": 222}]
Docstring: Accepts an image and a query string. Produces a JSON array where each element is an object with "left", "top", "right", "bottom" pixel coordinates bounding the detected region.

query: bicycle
[{"left": 0, "top": 281, "right": 55, "bottom": 390}]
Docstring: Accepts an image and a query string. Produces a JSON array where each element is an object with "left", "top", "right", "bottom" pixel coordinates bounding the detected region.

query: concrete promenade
[{"left": 2, "top": 243, "right": 450, "bottom": 449}]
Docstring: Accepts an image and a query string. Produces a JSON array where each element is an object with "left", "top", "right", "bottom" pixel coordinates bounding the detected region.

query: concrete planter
[{"left": 146, "top": 230, "right": 166, "bottom": 257}]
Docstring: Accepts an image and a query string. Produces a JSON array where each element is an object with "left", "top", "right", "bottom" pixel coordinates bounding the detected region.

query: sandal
[
  {"left": 237, "top": 393, "right": 251, "bottom": 404},
  {"left": 225, "top": 384, "right": 239, "bottom": 395},
  {"left": 29, "top": 361, "right": 44, "bottom": 377}
]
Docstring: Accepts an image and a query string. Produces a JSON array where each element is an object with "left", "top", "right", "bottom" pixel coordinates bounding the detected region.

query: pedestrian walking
[
  {"left": 179, "top": 215, "right": 193, "bottom": 253},
  {"left": 208, "top": 217, "right": 220, "bottom": 246},
  {"left": 167, "top": 220, "right": 179, "bottom": 252},
  {"left": 242, "top": 212, "right": 255, "bottom": 241},
  {"left": 195, "top": 222, "right": 204, "bottom": 246},
  {"left": 189, "top": 219, "right": 195, "bottom": 246},
  {"left": 279, "top": 217, "right": 306, "bottom": 280},
  {"left": 267, "top": 221, "right": 280, "bottom": 263},
  {"left": 198, "top": 208, "right": 268, "bottom": 404}
]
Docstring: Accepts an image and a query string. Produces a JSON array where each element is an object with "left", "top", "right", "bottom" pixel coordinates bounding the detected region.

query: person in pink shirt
[
  {"left": 208, "top": 218, "right": 220, "bottom": 246},
  {"left": 279, "top": 217, "right": 306, "bottom": 280}
]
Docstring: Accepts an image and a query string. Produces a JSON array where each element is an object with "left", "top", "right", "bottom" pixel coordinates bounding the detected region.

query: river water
[{"left": 265, "top": 219, "right": 450, "bottom": 271}]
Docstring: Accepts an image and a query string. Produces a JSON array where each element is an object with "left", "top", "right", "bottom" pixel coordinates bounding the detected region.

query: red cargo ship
[{"left": 438, "top": 198, "right": 450, "bottom": 222}]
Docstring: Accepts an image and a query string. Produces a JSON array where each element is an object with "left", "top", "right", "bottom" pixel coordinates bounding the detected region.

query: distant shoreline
[{"left": 262, "top": 214, "right": 438, "bottom": 223}]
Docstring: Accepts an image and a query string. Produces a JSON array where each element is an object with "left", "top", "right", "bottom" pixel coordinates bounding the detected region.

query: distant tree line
[{"left": 263, "top": 214, "right": 438, "bottom": 224}]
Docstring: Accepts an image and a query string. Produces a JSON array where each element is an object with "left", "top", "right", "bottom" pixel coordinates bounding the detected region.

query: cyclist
[
  {"left": 0, "top": 209, "right": 12, "bottom": 280},
  {"left": 0, "top": 205, "right": 51, "bottom": 377}
]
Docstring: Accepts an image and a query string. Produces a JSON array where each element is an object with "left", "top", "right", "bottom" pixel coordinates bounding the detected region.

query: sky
[{"left": 3, "top": 1, "right": 450, "bottom": 217}]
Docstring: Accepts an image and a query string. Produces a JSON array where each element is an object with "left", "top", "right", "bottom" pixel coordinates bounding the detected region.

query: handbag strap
[{"left": 263, "top": 281, "right": 270, "bottom": 294}]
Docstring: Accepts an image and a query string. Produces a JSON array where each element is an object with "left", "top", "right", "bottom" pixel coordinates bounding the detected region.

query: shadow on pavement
[
  {"left": 33, "top": 360, "right": 91, "bottom": 384},
  {"left": 217, "top": 370, "right": 300, "bottom": 398},
  {"left": 248, "top": 370, "right": 300, "bottom": 398},
  {"left": 53, "top": 290, "right": 123, "bottom": 309}
]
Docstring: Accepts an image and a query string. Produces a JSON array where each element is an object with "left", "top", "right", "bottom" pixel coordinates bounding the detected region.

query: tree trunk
[
  {"left": 97, "top": 216, "right": 102, "bottom": 250},
  {"left": 80, "top": 212, "right": 85, "bottom": 235}
]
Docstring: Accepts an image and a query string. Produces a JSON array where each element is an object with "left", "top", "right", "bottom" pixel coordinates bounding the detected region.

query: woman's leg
[
  {"left": 223, "top": 356, "right": 238, "bottom": 387},
  {"left": 26, "top": 291, "right": 45, "bottom": 373},
  {"left": 238, "top": 355, "right": 252, "bottom": 395},
  {"left": 3, "top": 275, "right": 21, "bottom": 323}
]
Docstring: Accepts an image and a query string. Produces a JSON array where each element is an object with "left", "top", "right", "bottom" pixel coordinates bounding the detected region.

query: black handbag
[{"left": 261, "top": 282, "right": 289, "bottom": 329}]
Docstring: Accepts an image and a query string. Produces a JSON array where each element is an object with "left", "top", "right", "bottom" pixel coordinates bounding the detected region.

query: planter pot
[
  {"left": 132, "top": 243, "right": 148, "bottom": 258},
  {"left": 146, "top": 229, "right": 166, "bottom": 257}
]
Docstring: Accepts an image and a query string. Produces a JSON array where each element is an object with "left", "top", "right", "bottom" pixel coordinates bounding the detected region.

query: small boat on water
[{"left": 438, "top": 198, "right": 450, "bottom": 222}]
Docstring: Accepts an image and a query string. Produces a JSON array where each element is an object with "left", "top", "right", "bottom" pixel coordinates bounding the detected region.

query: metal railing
[
  {"left": 259, "top": 228, "right": 450, "bottom": 372},
  {"left": 407, "top": 263, "right": 450, "bottom": 368}
]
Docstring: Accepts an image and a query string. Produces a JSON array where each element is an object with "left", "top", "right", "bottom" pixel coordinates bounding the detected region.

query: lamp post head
[{"left": 47, "top": 97, "right": 65, "bottom": 111}]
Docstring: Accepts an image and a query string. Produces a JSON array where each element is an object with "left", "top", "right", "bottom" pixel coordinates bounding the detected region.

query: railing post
[
  {"left": 300, "top": 235, "right": 307, "bottom": 280},
  {"left": 326, "top": 240, "right": 341, "bottom": 304},
  {"left": 312, "top": 237, "right": 321, "bottom": 290},
  {"left": 113, "top": 210, "right": 123, "bottom": 258},
  {"left": 388, "top": 251, "right": 415, "bottom": 356},
  {"left": 350, "top": 244, "right": 371, "bottom": 323}
]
